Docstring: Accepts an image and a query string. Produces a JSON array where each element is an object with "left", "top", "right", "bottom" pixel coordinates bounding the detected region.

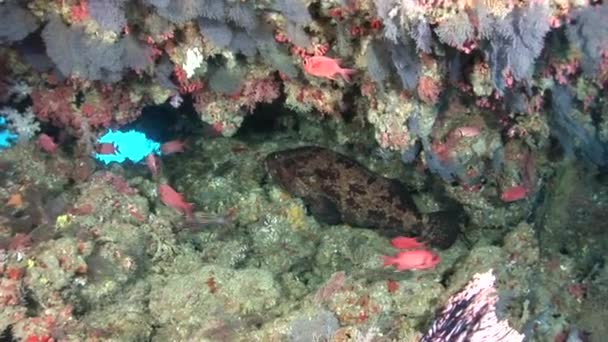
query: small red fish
[
  {"left": 37, "top": 133, "right": 58, "bottom": 153},
  {"left": 390, "top": 236, "right": 425, "bottom": 249},
  {"left": 302, "top": 56, "right": 356, "bottom": 82},
  {"left": 453, "top": 126, "right": 481, "bottom": 138},
  {"left": 96, "top": 143, "right": 116, "bottom": 155},
  {"left": 161, "top": 139, "right": 186, "bottom": 155},
  {"left": 500, "top": 185, "right": 528, "bottom": 202},
  {"left": 158, "top": 184, "right": 193, "bottom": 217},
  {"left": 145, "top": 153, "right": 159, "bottom": 176},
  {"left": 382, "top": 250, "right": 440, "bottom": 271}
]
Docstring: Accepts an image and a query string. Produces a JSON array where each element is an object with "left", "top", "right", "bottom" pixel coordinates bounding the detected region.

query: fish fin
[
  {"left": 305, "top": 195, "right": 342, "bottom": 225},
  {"left": 421, "top": 210, "right": 463, "bottom": 249},
  {"left": 339, "top": 68, "right": 356, "bottom": 82},
  {"left": 382, "top": 256, "right": 393, "bottom": 267},
  {"left": 184, "top": 202, "right": 194, "bottom": 217}
]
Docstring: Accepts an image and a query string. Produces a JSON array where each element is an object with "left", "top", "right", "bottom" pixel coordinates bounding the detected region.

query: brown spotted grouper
[{"left": 265, "top": 146, "right": 464, "bottom": 249}]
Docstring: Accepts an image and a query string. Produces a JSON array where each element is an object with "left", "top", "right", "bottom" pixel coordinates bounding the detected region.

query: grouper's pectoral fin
[{"left": 304, "top": 195, "right": 342, "bottom": 225}]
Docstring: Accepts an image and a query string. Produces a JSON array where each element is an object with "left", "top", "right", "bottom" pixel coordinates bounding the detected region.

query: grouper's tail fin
[
  {"left": 420, "top": 177, "right": 468, "bottom": 249},
  {"left": 422, "top": 209, "right": 466, "bottom": 249}
]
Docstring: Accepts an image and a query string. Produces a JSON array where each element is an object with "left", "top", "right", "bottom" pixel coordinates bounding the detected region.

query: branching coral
[
  {"left": 566, "top": 4, "right": 608, "bottom": 77},
  {"left": 0, "top": 1, "right": 39, "bottom": 43},
  {"left": 42, "top": 17, "right": 154, "bottom": 82}
]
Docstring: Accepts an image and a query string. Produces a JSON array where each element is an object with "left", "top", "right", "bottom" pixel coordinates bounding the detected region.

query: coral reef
[{"left": 1, "top": 0, "right": 608, "bottom": 340}]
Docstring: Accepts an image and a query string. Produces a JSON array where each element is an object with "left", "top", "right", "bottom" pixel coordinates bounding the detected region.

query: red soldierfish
[
  {"left": 161, "top": 139, "right": 186, "bottom": 155},
  {"left": 302, "top": 56, "right": 356, "bottom": 82},
  {"left": 390, "top": 236, "right": 426, "bottom": 249},
  {"left": 96, "top": 143, "right": 116, "bottom": 155},
  {"left": 158, "top": 184, "right": 193, "bottom": 217},
  {"left": 500, "top": 185, "right": 528, "bottom": 202},
  {"left": 145, "top": 153, "right": 159, "bottom": 176},
  {"left": 382, "top": 250, "right": 441, "bottom": 271},
  {"left": 452, "top": 126, "right": 481, "bottom": 138}
]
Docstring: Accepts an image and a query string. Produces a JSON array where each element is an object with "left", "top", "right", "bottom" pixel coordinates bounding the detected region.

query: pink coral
[
  {"left": 173, "top": 65, "right": 203, "bottom": 94},
  {"left": 79, "top": 99, "right": 112, "bottom": 128},
  {"left": 378, "top": 127, "right": 409, "bottom": 150},
  {"left": 31, "top": 86, "right": 77, "bottom": 127},
  {"left": 70, "top": 0, "right": 89, "bottom": 23},
  {"left": 32, "top": 83, "right": 141, "bottom": 137},
  {"left": 285, "top": 81, "right": 343, "bottom": 116},
  {"left": 417, "top": 76, "right": 441, "bottom": 104},
  {"left": 240, "top": 76, "right": 281, "bottom": 112},
  {"left": 36, "top": 134, "right": 58, "bottom": 153}
]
